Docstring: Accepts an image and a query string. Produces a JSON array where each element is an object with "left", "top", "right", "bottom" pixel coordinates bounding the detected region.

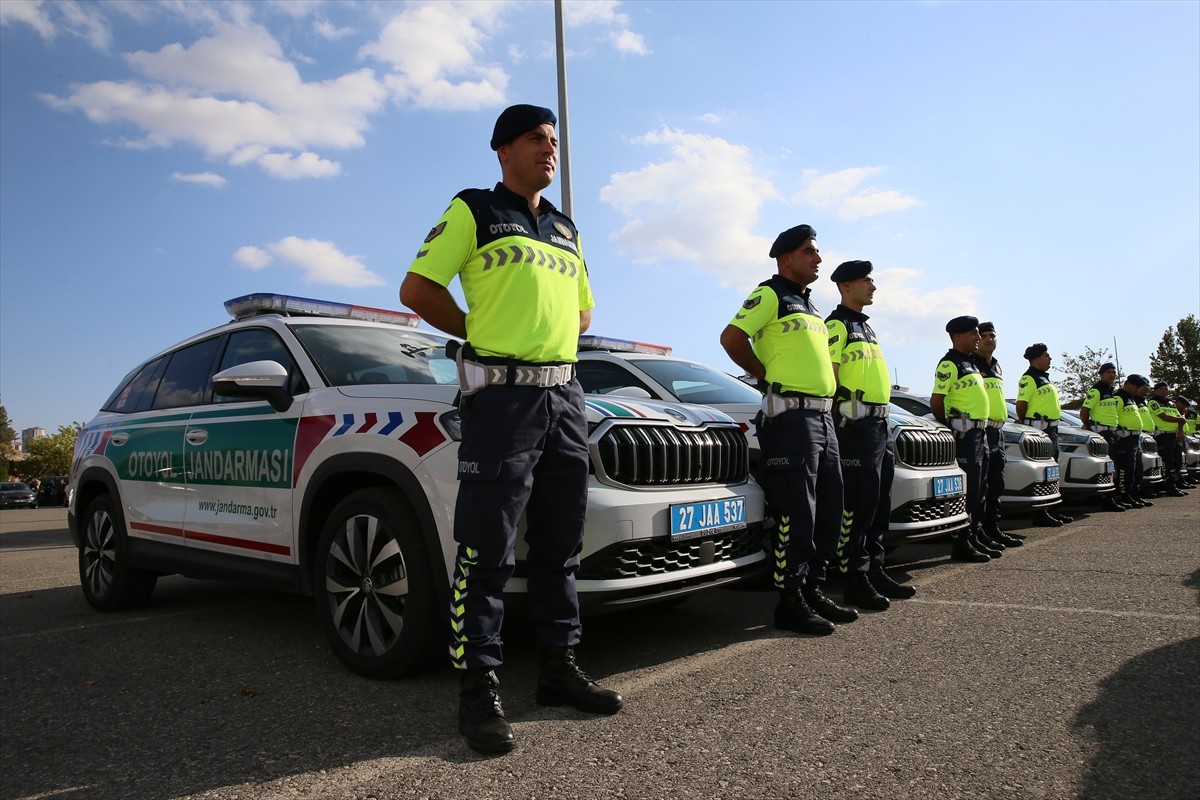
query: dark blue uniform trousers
[
  {"left": 755, "top": 408, "right": 844, "bottom": 589},
  {"left": 983, "top": 426, "right": 1005, "bottom": 524},
  {"left": 449, "top": 380, "right": 589, "bottom": 670},
  {"left": 955, "top": 427, "right": 987, "bottom": 536},
  {"left": 833, "top": 415, "right": 891, "bottom": 574},
  {"left": 1112, "top": 432, "right": 1139, "bottom": 500}
]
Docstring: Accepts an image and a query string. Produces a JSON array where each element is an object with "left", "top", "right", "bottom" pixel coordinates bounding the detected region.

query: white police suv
[
  {"left": 575, "top": 338, "right": 969, "bottom": 545},
  {"left": 68, "top": 294, "right": 766, "bottom": 678}
]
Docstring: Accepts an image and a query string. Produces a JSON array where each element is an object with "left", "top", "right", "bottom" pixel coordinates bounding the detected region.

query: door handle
[
  {"left": 186, "top": 429, "right": 209, "bottom": 446},
  {"left": 110, "top": 432, "right": 129, "bottom": 446}
]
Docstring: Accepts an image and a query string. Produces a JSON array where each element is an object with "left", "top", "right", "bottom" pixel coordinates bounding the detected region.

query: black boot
[
  {"left": 951, "top": 533, "right": 990, "bottom": 562},
  {"left": 459, "top": 669, "right": 514, "bottom": 754},
  {"left": 868, "top": 566, "right": 917, "bottom": 599},
  {"left": 843, "top": 571, "right": 890, "bottom": 611},
  {"left": 971, "top": 529, "right": 1004, "bottom": 557},
  {"left": 1051, "top": 509, "right": 1075, "bottom": 523},
  {"left": 774, "top": 588, "right": 835, "bottom": 635},
  {"left": 536, "top": 647, "right": 623, "bottom": 715},
  {"left": 802, "top": 583, "right": 859, "bottom": 623},
  {"left": 1103, "top": 495, "right": 1127, "bottom": 512},
  {"left": 984, "top": 522, "right": 1023, "bottom": 547}
]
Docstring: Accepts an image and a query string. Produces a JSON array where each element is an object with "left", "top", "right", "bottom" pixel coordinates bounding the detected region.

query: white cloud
[
  {"left": 42, "top": 21, "right": 386, "bottom": 180},
  {"left": 600, "top": 127, "right": 781, "bottom": 287},
  {"left": 563, "top": 0, "right": 627, "bottom": 27},
  {"left": 609, "top": 29, "right": 648, "bottom": 55},
  {"left": 795, "top": 166, "right": 919, "bottom": 220},
  {"left": 314, "top": 19, "right": 354, "bottom": 40},
  {"left": 0, "top": 0, "right": 56, "bottom": 39},
  {"left": 236, "top": 237, "right": 386, "bottom": 287},
  {"left": 170, "top": 171, "right": 227, "bottom": 188},
  {"left": 867, "top": 267, "right": 981, "bottom": 344},
  {"left": 234, "top": 245, "right": 272, "bottom": 269},
  {"left": 257, "top": 151, "right": 341, "bottom": 179},
  {"left": 360, "top": 2, "right": 509, "bottom": 111}
]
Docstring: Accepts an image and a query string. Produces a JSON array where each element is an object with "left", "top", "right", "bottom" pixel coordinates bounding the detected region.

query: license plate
[
  {"left": 670, "top": 497, "right": 746, "bottom": 541},
  {"left": 1045, "top": 465, "right": 1060, "bottom": 480},
  {"left": 933, "top": 475, "right": 964, "bottom": 497},
  {"left": 1104, "top": 461, "right": 1115, "bottom": 473}
]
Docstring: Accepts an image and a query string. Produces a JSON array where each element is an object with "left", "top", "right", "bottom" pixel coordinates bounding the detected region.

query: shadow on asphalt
[{"left": 1072, "top": 567, "right": 1200, "bottom": 800}]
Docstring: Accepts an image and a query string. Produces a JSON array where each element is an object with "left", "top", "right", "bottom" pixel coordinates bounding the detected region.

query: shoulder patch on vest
[
  {"left": 743, "top": 296, "right": 762, "bottom": 310},
  {"left": 424, "top": 222, "right": 447, "bottom": 243}
]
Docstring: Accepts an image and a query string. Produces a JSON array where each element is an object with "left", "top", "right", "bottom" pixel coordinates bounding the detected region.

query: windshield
[
  {"left": 2, "top": 483, "right": 30, "bottom": 491},
  {"left": 289, "top": 324, "right": 457, "bottom": 387},
  {"left": 629, "top": 358, "right": 763, "bottom": 405}
]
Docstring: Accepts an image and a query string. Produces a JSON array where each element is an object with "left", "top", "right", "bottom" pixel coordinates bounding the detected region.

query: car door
[{"left": 181, "top": 327, "right": 306, "bottom": 565}]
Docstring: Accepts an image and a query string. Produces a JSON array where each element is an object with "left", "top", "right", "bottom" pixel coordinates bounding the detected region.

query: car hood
[
  {"left": 584, "top": 395, "right": 735, "bottom": 426},
  {"left": 0, "top": 489, "right": 33, "bottom": 498}
]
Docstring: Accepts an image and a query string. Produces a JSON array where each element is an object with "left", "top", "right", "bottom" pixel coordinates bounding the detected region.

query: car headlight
[{"left": 1058, "top": 432, "right": 1090, "bottom": 445}]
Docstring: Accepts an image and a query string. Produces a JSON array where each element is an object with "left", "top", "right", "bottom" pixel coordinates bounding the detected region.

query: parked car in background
[
  {"left": 576, "top": 337, "right": 969, "bottom": 545},
  {"left": 0, "top": 482, "right": 38, "bottom": 509},
  {"left": 1005, "top": 405, "right": 1114, "bottom": 500},
  {"left": 890, "top": 391, "right": 1062, "bottom": 515},
  {"left": 69, "top": 293, "right": 767, "bottom": 679}
]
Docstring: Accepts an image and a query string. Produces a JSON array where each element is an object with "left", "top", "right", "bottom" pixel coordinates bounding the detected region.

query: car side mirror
[{"left": 213, "top": 360, "right": 293, "bottom": 412}]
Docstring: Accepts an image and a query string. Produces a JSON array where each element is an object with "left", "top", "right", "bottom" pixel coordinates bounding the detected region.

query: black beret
[
  {"left": 977, "top": 321, "right": 995, "bottom": 334},
  {"left": 769, "top": 225, "right": 816, "bottom": 258},
  {"left": 1098, "top": 362, "right": 1117, "bottom": 373},
  {"left": 945, "top": 315, "right": 979, "bottom": 334},
  {"left": 1154, "top": 380, "right": 1168, "bottom": 389},
  {"left": 490, "top": 104, "right": 556, "bottom": 150},
  {"left": 830, "top": 260, "right": 872, "bottom": 283},
  {"left": 1023, "top": 343, "right": 1048, "bottom": 359},
  {"left": 1127, "top": 374, "right": 1150, "bottom": 387}
]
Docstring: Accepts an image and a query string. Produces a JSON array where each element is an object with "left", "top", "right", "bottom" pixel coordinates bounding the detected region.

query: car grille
[
  {"left": 1144, "top": 465, "right": 1162, "bottom": 479},
  {"left": 1087, "top": 472, "right": 1114, "bottom": 485},
  {"left": 895, "top": 429, "right": 957, "bottom": 467},
  {"left": 890, "top": 494, "right": 967, "bottom": 524},
  {"left": 1010, "top": 480, "right": 1059, "bottom": 497},
  {"left": 576, "top": 525, "right": 763, "bottom": 580},
  {"left": 1020, "top": 436, "right": 1055, "bottom": 460},
  {"left": 1087, "top": 438, "right": 1108, "bottom": 457},
  {"left": 594, "top": 423, "right": 748, "bottom": 486}
]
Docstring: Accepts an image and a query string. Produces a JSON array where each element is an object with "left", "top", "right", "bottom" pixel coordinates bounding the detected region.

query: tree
[
  {"left": 0, "top": 402, "right": 16, "bottom": 481},
  {"left": 20, "top": 424, "right": 81, "bottom": 478},
  {"left": 1055, "top": 345, "right": 1115, "bottom": 408},
  {"left": 1149, "top": 315, "right": 1200, "bottom": 401}
]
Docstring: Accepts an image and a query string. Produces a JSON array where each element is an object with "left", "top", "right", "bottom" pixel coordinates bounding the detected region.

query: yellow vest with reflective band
[
  {"left": 1017, "top": 367, "right": 1061, "bottom": 421},
  {"left": 933, "top": 350, "right": 990, "bottom": 420},
  {"left": 825, "top": 305, "right": 890, "bottom": 404},
  {"left": 408, "top": 184, "right": 594, "bottom": 363},
  {"left": 1114, "top": 390, "right": 1143, "bottom": 430},
  {"left": 1187, "top": 412, "right": 1198, "bottom": 434},
  {"left": 1147, "top": 397, "right": 1180, "bottom": 432},
  {"left": 1083, "top": 381, "right": 1120, "bottom": 426},
  {"left": 975, "top": 355, "right": 1006, "bottom": 422},
  {"left": 729, "top": 275, "right": 836, "bottom": 397},
  {"left": 1138, "top": 402, "right": 1155, "bottom": 434}
]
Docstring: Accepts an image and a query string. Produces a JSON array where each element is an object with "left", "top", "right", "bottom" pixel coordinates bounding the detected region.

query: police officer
[
  {"left": 931, "top": 317, "right": 994, "bottom": 562},
  {"left": 1111, "top": 374, "right": 1151, "bottom": 508},
  {"left": 721, "top": 224, "right": 857, "bottom": 635},
  {"left": 1133, "top": 380, "right": 1157, "bottom": 499},
  {"left": 1080, "top": 362, "right": 1127, "bottom": 512},
  {"left": 1173, "top": 395, "right": 1199, "bottom": 488},
  {"left": 400, "top": 104, "right": 621, "bottom": 755},
  {"left": 825, "top": 260, "right": 916, "bottom": 609},
  {"left": 1015, "top": 343, "right": 1074, "bottom": 526},
  {"left": 973, "top": 323, "right": 1025, "bottom": 547},
  {"left": 1148, "top": 382, "right": 1189, "bottom": 496}
]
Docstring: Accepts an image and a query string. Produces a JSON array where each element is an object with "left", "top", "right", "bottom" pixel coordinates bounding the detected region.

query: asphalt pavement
[{"left": 1, "top": 495, "right": 1197, "bottom": 800}]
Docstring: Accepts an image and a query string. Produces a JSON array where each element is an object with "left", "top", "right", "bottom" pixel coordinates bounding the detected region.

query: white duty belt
[
  {"left": 762, "top": 390, "right": 833, "bottom": 418},
  {"left": 948, "top": 414, "right": 988, "bottom": 433},
  {"left": 448, "top": 340, "right": 574, "bottom": 396},
  {"left": 1023, "top": 418, "right": 1059, "bottom": 431}
]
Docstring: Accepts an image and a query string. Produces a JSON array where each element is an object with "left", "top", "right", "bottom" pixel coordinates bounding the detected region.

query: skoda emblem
[{"left": 664, "top": 407, "right": 688, "bottom": 422}]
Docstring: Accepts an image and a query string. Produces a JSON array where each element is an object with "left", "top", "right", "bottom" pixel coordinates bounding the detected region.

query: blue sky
[{"left": 2, "top": 0, "right": 1197, "bottom": 435}]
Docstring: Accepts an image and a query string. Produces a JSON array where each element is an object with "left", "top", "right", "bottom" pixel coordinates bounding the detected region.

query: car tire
[
  {"left": 79, "top": 492, "right": 158, "bottom": 611},
  {"left": 314, "top": 487, "right": 440, "bottom": 679}
]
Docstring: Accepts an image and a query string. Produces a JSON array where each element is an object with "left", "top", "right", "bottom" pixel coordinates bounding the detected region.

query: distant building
[{"left": 21, "top": 427, "right": 45, "bottom": 453}]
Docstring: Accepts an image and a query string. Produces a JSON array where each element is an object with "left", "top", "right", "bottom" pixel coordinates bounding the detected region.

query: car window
[
  {"left": 289, "top": 324, "right": 454, "bottom": 387},
  {"left": 577, "top": 361, "right": 657, "bottom": 397},
  {"left": 152, "top": 337, "right": 225, "bottom": 409},
  {"left": 891, "top": 396, "right": 931, "bottom": 416},
  {"left": 214, "top": 328, "right": 307, "bottom": 401},
  {"left": 630, "top": 358, "right": 764, "bottom": 404},
  {"left": 103, "top": 356, "right": 168, "bottom": 414}
]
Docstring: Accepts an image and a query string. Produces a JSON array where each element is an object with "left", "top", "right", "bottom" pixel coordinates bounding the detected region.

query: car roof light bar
[
  {"left": 578, "top": 334, "right": 672, "bottom": 356},
  {"left": 225, "top": 293, "right": 421, "bottom": 327}
]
